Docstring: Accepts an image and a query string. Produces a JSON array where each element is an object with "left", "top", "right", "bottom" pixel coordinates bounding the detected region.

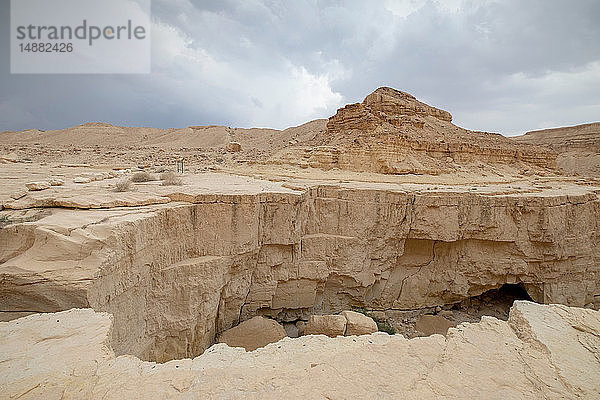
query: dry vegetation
[
  {"left": 131, "top": 171, "right": 156, "bottom": 182},
  {"left": 160, "top": 171, "right": 183, "bottom": 186},
  {"left": 113, "top": 179, "right": 132, "bottom": 192}
]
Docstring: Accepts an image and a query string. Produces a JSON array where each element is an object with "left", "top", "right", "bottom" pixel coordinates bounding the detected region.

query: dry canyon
[{"left": 1, "top": 87, "right": 599, "bottom": 399}]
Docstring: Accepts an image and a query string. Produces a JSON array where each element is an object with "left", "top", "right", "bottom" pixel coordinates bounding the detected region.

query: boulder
[
  {"left": 25, "top": 181, "right": 50, "bottom": 191},
  {"left": 283, "top": 322, "right": 300, "bottom": 338},
  {"left": 217, "top": 316, "right": 285, "bottom": 351},
  {"left": 226, "top": 142, "right": 242, "bottom": 152},
  {"left": 341, "top": 311, "right": 378, "bottom": 336},
  {"left": 49, "top": 178, "right": 65, "bottom": 186},
  {"left": 304, "top": 315, "right": 346, "bottom": 337},
  {"left": 415, "top": 314, "right": 455, "bottom": 336}
]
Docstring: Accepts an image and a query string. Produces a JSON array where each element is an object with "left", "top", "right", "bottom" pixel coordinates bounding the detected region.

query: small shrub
[
  {"left": 376, "top": 320, "right": 396, "bottom": 335},
  {"left": 131, "top": 171, "right": 156, "bottom": 182},
  {"left": 160, "top": 171, "right": 182, "bottom": 186},
  {"left": 0, "top": 214, "right": 12, "bottom": 228},
  {"left": 114, "top": 179, "right": 132, "bottom": 192}
]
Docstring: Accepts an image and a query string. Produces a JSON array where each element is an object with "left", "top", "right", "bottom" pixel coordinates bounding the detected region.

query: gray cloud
[{"left": 1, "top": 0, "right": 599, "bottom": 135}]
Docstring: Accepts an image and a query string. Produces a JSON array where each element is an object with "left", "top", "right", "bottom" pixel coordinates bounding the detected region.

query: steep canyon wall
[{"left": 1, "top": 186, "right": 599, "bottom": 362}]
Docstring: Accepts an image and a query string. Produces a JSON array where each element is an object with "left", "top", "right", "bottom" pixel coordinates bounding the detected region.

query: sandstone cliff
[
  {"left": 514, "top": 122, "right": 600, "bottom": 177},
  {"left": 1, "top": 301, "right": 599, "bottom": 399},
  {"left": 1, "top": 175, "right": 598, "bottom": 362},
  {"left": 271, "top": 87, "right": 557, "bottom": 174}
]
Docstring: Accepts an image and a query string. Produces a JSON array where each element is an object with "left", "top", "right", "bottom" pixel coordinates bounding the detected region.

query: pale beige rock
[
  {"left": 9, "top": 189, "right": 26, "bottom": 200},
  {"left": 304, "top": 314, "right": 347, "bottom": 337},
  {"left": 73, "top": 176, "right": 91, "bottom": 183},
  {"left": 0, "top": 302, "right": 598, "bottom": 399},
  {"left": 3, "top": 191, "right": 171, "bottom": 209},
  {"left": 0, "top": 308, "right": 114, "bottom": 399},
  {"left": 514, "top": 122, "right": 600, "bottom": 177},
  {"left": 217, "top": 316, "right": 286, "bottom": 351},
  {"left": 1, "top": 176, "right": 599, "bottom": 362},
  {"left": 272, "top": 87, "right": 556, "bottom": 174},
  {"left": 226, "top": 141, "right": 242, "bottom": 152},
  {"left": 0, "top": 153, "right": 18, "bottom": 163},
  {"left": 415, "top": 314, "right": 455, "bottom": 336},
  {"left": 25, "top": 181, "right": 50, "bottom": 191},
  {"left": 341, "top": 310, "right": 378, "bottom": 335},
  {"left": 48, "top": 178, "right": 65, "bottom": 186},
  {"left": 509, "top": 301, "right": 600, "bottom": 395}
]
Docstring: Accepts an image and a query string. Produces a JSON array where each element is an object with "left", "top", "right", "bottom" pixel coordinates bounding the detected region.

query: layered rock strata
[
  {"left": 272, "top": 87, "right": 557, "bottom": 174},
  {"left": 514, "top": 122, "right": 600, "bottom": 177},
  {"left": 1, "top": 180, "right": 599, "bottom": 362}
]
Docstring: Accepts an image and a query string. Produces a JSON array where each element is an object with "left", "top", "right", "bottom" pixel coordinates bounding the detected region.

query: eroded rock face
[
  {"left": 1, "top": 302, "right": 598, "bottom": 399},
  {"left": 327, "top": 87, "right": 453, "bottom": 136},
  {"left": 217, "top": 316, "right": 286, "bottom": 351},
  {"left": 272, "top": 87, "right": 556, "bottom": 174},
  {"left": 1, "top": 181, "right": 599, "bottom": 362},
  {"left": 514, "top": 122, "right": 600, "bottom": 177}
]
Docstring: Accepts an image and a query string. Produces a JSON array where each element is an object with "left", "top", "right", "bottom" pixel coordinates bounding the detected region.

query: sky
[{"left": 1, "top": 0, "right": 599, "bottom": 136}]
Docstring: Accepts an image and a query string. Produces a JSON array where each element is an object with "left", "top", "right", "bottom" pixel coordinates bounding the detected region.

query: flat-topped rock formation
[
  {"left": 514, "top": 122, "right": 600, "bottom": 177},
  {"left": 1, "top": 301, "right": 599, "bottom": 399},
  {"left": 271, "top": 87, "right": 557, "bottom": 174},
  {"left": 516, "top": 122, "right": 600, "bottom": 151},
  {"left": 1, "top": 173, "right": 598, "bottom": 362}
]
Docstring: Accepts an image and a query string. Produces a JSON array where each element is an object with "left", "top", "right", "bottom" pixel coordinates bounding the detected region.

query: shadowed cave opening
[
  {"left": 354, "top": 283, "right": 536, "bottom": 339},
  {"left": 213, "top": 283, "right": 537, "bottom": 346},
  {"left": 141, "top": 280, "right": 539, "bottom": 362}
]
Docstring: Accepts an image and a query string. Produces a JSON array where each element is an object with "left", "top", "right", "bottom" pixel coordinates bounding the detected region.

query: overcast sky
[{"left": 1, "top": 0, "right": 599, "bottom": 135}]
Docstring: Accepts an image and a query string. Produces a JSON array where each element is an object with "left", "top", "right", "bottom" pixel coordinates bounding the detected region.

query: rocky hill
[
  {"left": 513, "top": 122, "right": 600, "bottom": 177},
  {"left": 1, "top": 87, "right": 559, "bottom": 176},
  {"left": 271, "top": 87, "right": 557, "bottom": 174}
]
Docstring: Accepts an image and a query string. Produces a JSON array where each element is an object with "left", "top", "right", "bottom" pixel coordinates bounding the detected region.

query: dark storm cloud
[{"left": 1, "top": 0, "right": 599, "bottom": 134}]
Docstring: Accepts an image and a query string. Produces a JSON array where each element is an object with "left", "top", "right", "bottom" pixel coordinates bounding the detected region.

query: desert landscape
[{"left": 1, "top": 87, "right": 599, "bottom": 398}]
